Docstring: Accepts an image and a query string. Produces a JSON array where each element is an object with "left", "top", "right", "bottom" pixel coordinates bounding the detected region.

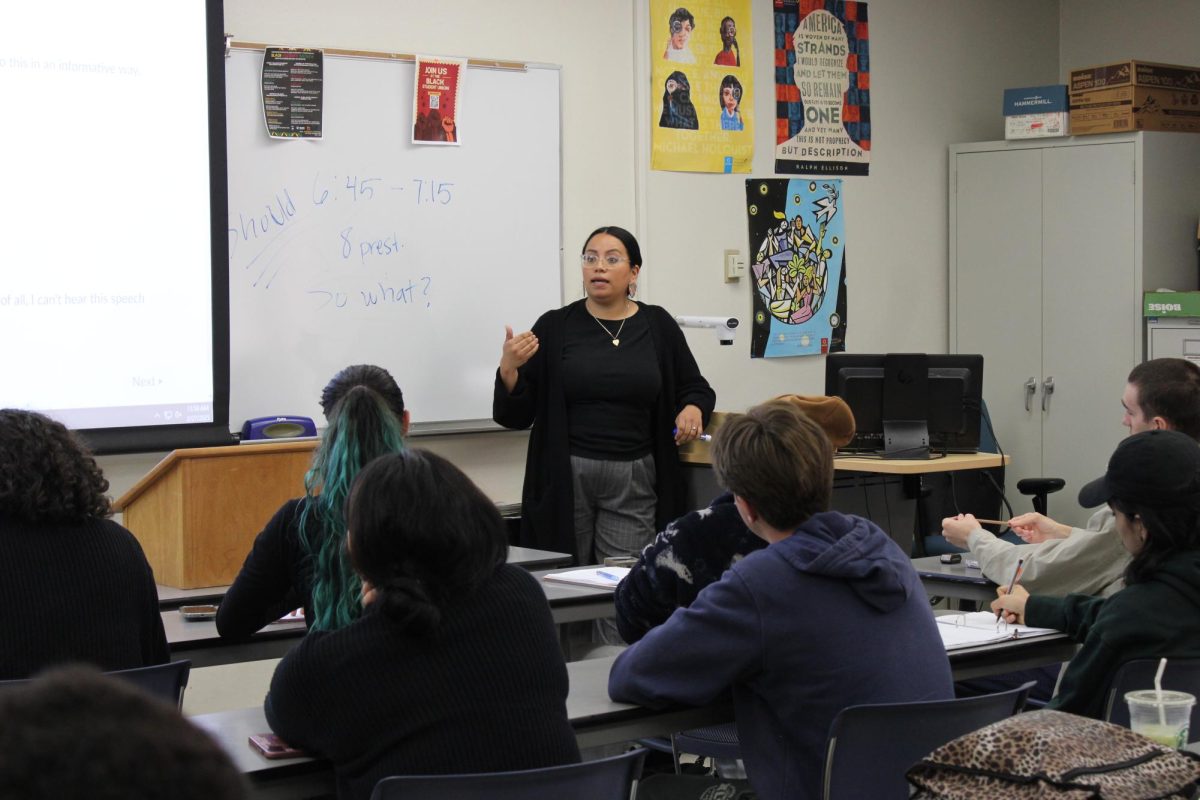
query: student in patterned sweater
[{"left": 265, "top": 449, "right": 579, "bottom": 800}]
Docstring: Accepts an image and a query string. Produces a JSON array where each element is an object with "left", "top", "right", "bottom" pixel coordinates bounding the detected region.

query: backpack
[{"left": 907, "top": 709, "right": 1200, "bottom": 799}]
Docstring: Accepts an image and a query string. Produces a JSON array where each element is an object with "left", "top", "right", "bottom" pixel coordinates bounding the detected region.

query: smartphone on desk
[
  {"left": 179, "top": 604, "right": 218, "bottom": 621},
  {"left": 248, "top": 733, "right": 305, "bottom": 759}
]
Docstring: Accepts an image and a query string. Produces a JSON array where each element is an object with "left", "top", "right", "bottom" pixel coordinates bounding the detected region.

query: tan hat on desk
[{"left": 773, "top": 394, "right": 856, "bottom": 449}]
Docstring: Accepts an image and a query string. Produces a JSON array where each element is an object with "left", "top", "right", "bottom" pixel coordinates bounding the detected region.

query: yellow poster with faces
[{"left": 651, "top": 0, "right": 753, "bottom": 173}]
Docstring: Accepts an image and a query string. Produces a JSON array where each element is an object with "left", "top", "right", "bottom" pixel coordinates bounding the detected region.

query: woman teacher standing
[{"left": 494, "top": 225, "right": 715, "bottom": 570}]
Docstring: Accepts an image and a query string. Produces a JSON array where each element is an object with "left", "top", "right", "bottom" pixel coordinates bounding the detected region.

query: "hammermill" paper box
[{"left": 1003, "top": 85, "right": 1068, "bottom": 139}]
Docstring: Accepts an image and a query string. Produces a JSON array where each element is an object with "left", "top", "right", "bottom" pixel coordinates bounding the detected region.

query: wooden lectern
[{"left": 114, "top": 441, "right": 318, "bottom": 588}]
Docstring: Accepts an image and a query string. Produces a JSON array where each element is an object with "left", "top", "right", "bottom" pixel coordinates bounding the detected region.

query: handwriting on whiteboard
[{"left": 227, "top": 173, "right": 454, "bottom": 298}]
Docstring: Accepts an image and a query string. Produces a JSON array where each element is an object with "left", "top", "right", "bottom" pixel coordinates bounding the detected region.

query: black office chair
[
  {"left": 0, "top": 660, "right": 191, "bottom": 709},
  {"left": 369, "top": 748, "right": 647, "bottom": 800},
  {"left": 638, "top": 722, "right": 741, "bottom": 775},
  {"left": 1015, "top": 477, "right": 1066, "bottom": 516},
  {"left": 821, "top": 681, "right": 1033, "bottom": 799}
]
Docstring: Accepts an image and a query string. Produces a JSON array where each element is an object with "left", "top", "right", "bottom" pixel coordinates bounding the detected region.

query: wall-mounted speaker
[{"left": 240, "top": 416, "right": 318, "bottom": 441}]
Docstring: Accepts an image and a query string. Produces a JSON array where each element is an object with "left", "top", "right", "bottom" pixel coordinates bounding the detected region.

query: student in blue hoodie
[{"left": 608, "top": 399, "right": 954, "bottom": 800}]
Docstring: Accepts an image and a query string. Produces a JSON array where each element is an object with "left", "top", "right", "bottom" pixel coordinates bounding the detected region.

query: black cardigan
[
  {"left": 0, "top": 516, "right": 169, "bottom": 679},
  {"left": 493, "top": 300, "right": 715, "bottom": 559}
]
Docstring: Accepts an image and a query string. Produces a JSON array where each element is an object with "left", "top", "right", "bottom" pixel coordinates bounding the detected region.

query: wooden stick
[{"left": 972, "top": 518, "right": 1008, "bottom": 526}]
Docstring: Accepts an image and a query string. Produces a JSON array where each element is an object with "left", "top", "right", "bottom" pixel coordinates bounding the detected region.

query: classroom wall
[
  {"left": 639, "top": 0, "right": 1059, "bottom": 413},
  {"left": 99, "top": 0, "right": 1199, "bottom": 511},
  {"left": 1058, "top": 0, "right": 1200, "bottom": 79}
]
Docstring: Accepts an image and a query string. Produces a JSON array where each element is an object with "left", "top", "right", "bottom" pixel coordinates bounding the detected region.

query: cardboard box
[
  {"left": 1069, "top": 85, "right": 1200, "bottom": 135},
  {"left": 1071, "top": 60, "right": 1200, "bottom": 93},
  {"left": 1005, "top": 112, "right": 1069, "bottom": 139}
]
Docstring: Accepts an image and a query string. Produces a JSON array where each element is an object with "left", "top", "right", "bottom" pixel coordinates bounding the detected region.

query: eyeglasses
[{"left": 582, "top": 253, "right": 629, "bottom": 267}]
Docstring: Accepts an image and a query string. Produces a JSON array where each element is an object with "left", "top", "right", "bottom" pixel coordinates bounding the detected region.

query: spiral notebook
[
  {"left": 936, "top": 611, "right": 1058, "bottom": 650},
  {"left": 542, "top": 567, "right": 630, "bottom": 589}
]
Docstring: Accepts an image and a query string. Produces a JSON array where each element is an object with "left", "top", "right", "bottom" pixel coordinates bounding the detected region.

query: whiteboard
[{"left": 225, "top": 49, "right": 561, "bottom": 431}]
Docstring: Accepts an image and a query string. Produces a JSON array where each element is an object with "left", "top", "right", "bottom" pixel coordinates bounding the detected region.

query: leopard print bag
[{"left": 907, "top": 709, "right": 1200, "bottom": 799}]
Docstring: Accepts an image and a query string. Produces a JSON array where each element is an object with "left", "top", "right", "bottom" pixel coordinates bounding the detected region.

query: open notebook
[
  {"left": 936, "top": 611, "right": 1059, "bottom": 650},
  {"left": 542, "top": 567, "right": 630, "bottom": 589}
]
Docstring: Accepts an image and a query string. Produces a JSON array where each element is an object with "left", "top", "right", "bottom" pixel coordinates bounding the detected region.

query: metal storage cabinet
[{"left": 949, "top": 133, "right": 1200, "bottom": 528}]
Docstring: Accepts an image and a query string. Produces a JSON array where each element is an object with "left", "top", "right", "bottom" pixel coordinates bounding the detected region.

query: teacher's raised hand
[{"left": 499, "top": 325, "right": 539, "bottom": 393}]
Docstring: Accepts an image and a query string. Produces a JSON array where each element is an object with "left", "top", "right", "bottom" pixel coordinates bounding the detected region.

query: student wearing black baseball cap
[{"left": 992, "top": 429, "right": 1200, "bottom": 718}]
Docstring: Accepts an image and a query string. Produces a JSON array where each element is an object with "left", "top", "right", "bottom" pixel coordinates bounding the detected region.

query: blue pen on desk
[
  {"left": 673, "top": 428, "right": 712, "bottom": 441},
  {"left": 597, "top": 570, "right": 624, "bottom": 582}
]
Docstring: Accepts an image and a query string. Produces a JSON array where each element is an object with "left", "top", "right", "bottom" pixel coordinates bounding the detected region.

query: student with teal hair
[{"left": 217, "top": 365, "right": 409, "bottom": 637}]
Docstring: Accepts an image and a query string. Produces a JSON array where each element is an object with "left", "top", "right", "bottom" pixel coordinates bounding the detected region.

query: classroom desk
[
  {"left": 167, "top": 565, "right": 615, "bottom": 667},
  {"left": 189, "top": 655, "right": 733, "bottom": 799},
  {"left": 912, "top": 554, "right": 997, "bottom": 605},
  {"left": 189, "top": 631, "right": 1075, "bottom": 797},
  {"left": 157, "top": 545, "right": 573, "bottom": 608}
]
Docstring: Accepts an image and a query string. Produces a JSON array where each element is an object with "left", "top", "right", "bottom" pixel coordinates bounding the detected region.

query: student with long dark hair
[
  {"left": 265, "top": 450, "right": 579, "bottom": 800},
  {"left": 0, "top": 409, "right": 168, "bottom": 679},
  {"left": 217, "top": 365, "right": 409, "bottom": 638},
  {"left": 993, "top": 429, "right": 1200, "bottom": 718}
]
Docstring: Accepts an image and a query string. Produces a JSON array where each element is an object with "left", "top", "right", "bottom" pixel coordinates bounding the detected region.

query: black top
[
  {"left": 216, "top": 498, "right": 313, "bottom": 640},
  {"left": 493, "top": 300, "right": 716, "bottom": 559},
  {"left": 563, "top": 309, "right": 659, "bottom": 460},
  {"left": 0, "top": 516, "right": 169, "bottom": 679},
  {"left": 265, "top": 564, "right": 580, "bottom": 800}
]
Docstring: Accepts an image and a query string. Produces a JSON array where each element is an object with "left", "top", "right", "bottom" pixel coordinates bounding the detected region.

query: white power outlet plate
[{"left": 724, "top": 249, "right": 746, "bottom": 282}]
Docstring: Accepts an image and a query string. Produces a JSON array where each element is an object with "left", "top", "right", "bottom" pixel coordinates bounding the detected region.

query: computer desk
[
  {"left": 188, "top": 632, "right": 1077, "bottom": 798},
  {"left": 167, "top": 565, "right": 613, "bottom": 667},
  {"left": 157, "top": 545, "right": 574, "bottom": 608}
]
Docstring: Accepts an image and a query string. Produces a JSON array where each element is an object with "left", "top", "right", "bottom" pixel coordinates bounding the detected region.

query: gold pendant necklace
[{"left": 590, "top": 308, "right": 629, "bottom": 346}]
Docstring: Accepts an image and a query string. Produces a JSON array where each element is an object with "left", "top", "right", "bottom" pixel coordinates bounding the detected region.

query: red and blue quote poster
[
  {"left": 774, "top": 0, "right": 869, "bottom": 176},
  {"left": 413, "top": 56, "right": 463, "bottom": 145}
]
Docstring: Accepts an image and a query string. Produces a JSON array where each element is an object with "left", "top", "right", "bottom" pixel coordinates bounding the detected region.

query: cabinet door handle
[
  {"left": 1024, "top": 377, "right": 1037, "bottom": 412},
  {"left": 1042, "top": 376, "right": 1055, "bottom": 412}
]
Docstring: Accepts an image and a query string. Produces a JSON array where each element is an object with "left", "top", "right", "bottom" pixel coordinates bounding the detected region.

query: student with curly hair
[
  {"left": 0, "top": 409, "right": 168, "bottom": 679},
  {"left": 217, "top": 364, "right": 409, "bottom": 638},
  {"left": 266, "top": 450, "right": 579, "bottom": 799}
]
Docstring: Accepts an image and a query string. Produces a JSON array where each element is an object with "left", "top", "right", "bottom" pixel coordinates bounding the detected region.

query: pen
[
  {"left": 673, "top": 428, "right": 712, "bottom": 441},
  {"left": 597, "top": 570, "right": 624, "bottom": 582},
  {"left": 997, "top": 557, "right": 1024, "bottom": 620}
]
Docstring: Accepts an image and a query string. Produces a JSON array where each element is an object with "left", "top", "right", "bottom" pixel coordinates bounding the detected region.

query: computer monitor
[{"left": 824, "top": 353, "right": 984, "bottom": 458}]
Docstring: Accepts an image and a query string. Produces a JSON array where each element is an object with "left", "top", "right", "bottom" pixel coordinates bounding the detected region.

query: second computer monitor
[{"left": 824, "top": 353, "right": 984, "bottom": 458}]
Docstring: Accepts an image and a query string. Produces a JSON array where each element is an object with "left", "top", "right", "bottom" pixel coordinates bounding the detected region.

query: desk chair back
[
  {"left": 1104, "top": 658, "right": 1200, "bottom": 731},
  {"left": 369, "top": 748, "right": 647, "bottom": 800},
  {"left": 0, "top": 660, "right": 191, "bottom": 708},
  {"left": 821, "top": 681, "right": 1033, "bottom": 800},
  {"left": 639, "top": 722, "right": 741, "bottom": 774}
]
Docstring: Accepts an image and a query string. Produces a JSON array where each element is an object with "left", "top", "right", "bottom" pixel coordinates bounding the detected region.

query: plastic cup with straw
[{"left": 1125, "top": 657, "right": 1196, "bottom": 747}]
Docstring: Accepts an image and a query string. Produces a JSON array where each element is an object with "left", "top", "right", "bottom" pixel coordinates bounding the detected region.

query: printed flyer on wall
[
  {"left": 650, "top": 0, "right": 753, "bottom": 173},
  {"left": 774, "top": 0, "right": 870, "bottom": 176},
  {"left": 261, "top": 47, "right": 323, "bottom": 139},
  {"left": 745, "top": 178, "right": 848, "bottom": 358},
  {"left": 413, "top": 56, "right": 463, "bottom": 145}
]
